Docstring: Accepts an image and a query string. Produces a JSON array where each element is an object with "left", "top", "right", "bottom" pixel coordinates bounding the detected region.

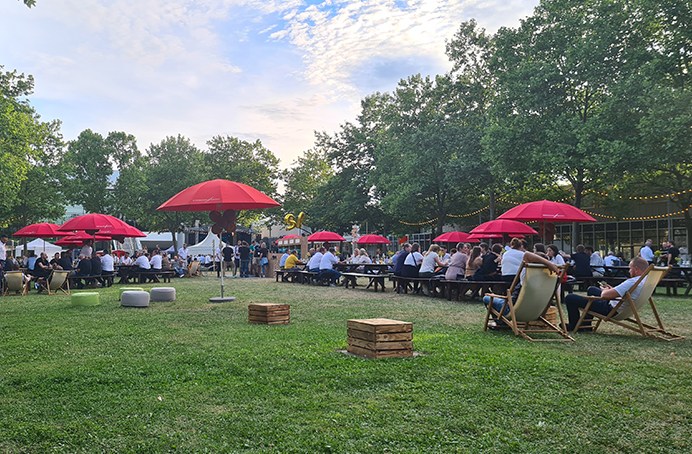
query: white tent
[
  {"left": 15, "top": 239, "right": 63, "bottom": 257},
  {"left": 187, "top": 229, "right": 226, "bottom": 257}
]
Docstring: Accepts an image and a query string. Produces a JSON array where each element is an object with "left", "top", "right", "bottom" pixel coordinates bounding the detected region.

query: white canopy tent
[
  {"left": 15, "top": 239, "right": 63, "bottom": 257},
  {"left": 187, "top": 229, "right": 226, "bottom": 257}
]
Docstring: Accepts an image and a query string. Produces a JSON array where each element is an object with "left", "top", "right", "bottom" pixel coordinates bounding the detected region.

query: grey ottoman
[
  {"left": 121, "top": 290, "right": 150, "bottom": 308},
  {"left": 150, "top": 287, "right": 176, "bottom": 302}
]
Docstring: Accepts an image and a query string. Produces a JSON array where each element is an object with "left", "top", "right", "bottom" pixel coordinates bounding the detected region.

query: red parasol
[
  {"left": 58, "top": 213, "right": 131, "bottom": 235},
  {"left": 280, "top": 234, "right": 301, "bottom": 240},
  {"left": 308, "top": 231, "right": 346, "bottom": 242},
  {"left": 13, "top": 222, "right": 67, "bottom": 238},
  {"left": 157, "top": 179, "right": 280, "bottom": 212},
  {"left": 433, "top": 231, "right": 472, "bottom": 243},
  {"left": 469, "top": 219, "right": 538, "bottom": 236},
  {"left": 356, "top": 234, "right": 390, "bottom": 245},
  {"left": 467, "top": 233, "right": 524, "bottom": 241},
  {"left": 498, "top": 200, "right": 596, "bottom": 223},
  {"left": 156, "top": 179, "right": 281, "bottom": 302},
  {"left": 111, "top": 249, "right": 128, "bottom": 257}
]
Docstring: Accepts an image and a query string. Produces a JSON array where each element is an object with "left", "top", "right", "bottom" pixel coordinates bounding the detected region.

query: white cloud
[{"left": 0, "top": 0, "right": 538, "bottom": 168}]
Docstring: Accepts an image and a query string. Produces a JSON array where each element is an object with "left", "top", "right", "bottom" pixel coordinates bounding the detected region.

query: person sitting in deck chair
[{"left": 564, "top": 257, "right": 648, "bottom": 332}]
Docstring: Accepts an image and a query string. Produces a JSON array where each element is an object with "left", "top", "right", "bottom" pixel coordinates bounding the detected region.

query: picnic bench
[
  {"left": 438, "top": 279, "right": 510, "bottom": 301},
  {"left": 341, "top": 272, "right": 390, "bottom": 292}
]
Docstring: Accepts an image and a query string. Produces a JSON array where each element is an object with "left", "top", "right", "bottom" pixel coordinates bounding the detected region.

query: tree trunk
[{"left": 489, "top": 191, "right": 496, "bottom": 220}]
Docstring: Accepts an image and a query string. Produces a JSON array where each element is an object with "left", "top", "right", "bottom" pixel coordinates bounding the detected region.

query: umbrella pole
[{"left": 210, "top": 234, "right": 235, "bottom": 303}]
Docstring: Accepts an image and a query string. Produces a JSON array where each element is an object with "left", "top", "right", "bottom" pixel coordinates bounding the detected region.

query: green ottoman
[
  {"left": 120, "top": 287, "right": 145, "bottom": 300},
  {"left": 71, "top": 292, "right": 100, "bottom": 306}
]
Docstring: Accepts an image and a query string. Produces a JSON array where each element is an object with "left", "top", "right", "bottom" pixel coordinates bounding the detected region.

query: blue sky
[{"left": 1, "top": 0, "right": 538, "bottom": 167}]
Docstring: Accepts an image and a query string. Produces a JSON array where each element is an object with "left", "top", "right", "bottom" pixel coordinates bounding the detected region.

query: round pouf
[
  {"left": 119, "top": 287, "right": 144, "bottom": 300},
  {"left": 150, "top": 287, "right": 176, "bottom": 302},
  {"left": 71, "top": 292, "right": 100, "bottom": 306},
  {"left": 121, "top": 290, "right": 150, "bottom": 308}
]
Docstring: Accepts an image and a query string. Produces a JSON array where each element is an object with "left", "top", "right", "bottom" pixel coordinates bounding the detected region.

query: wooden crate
[
  {"left": 347, "top": 318, "right": 413, "bottom": 358},
  {"left": 248, "top": 303, "right": 290, "bottom": 325}
]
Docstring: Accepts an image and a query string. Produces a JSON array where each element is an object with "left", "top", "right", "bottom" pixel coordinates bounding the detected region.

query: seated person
[
  {"left": 100, "top": 251, "right": 115, "bottom": 286},
  {"left": 564, "top": 257, "right": 649, "bottom": 332},
  {"left": 419, "top": 244, "right": 446, "bottom": 278},
  {"left": 445, "top": 243, "right": 470, "bottom": 281},
  {"left": 135, "top": 252, "right": 151, "bottom": 270},
  {"left": 500, "top": 238, "right": 525, "bottom": 283},
  {"left": 392, "top": 243, "right": 411, "bottom": 277},
  {"left": 348, "top": 248, "right": 361, "bottom": 264},
  {"left": 49, "top": 252, "right": 63, "bottom": 270},
  {"left": 74, "top": 255, "right": 93, "bottom": 289},
  {"left": 603, "top": 250, "right": 620, "bottom": 267},
  {"left": 284, "top": 250, "right": 304, "bottom": 271},
  {"left": 32, "top": 252, "right": 52, "bottom": 280},
  {"left": 401, "top": 243, "right": 424, "bottom": 279},
  {"left": 319, "top": 247, "right": 342, "bottom": 285},
  {"left": 483, "top": 252, "right": 560, "bottom": 325},
  {"left": 563, "top": 244, "right": 592, "bottom": 278},
  {"left": 278, "top": 251, "right": 290, "bottom": 269},
  {"left": 307, "top": 247, "right": 324, "bottom": 273},
  {"left": 586, "top": 246, "right": 605, "bottom": 277},
  {"left": 58, "top": 251, "right": 73, "bottom": 271},
  {"left": 149, "top": 251, "right": 163, "bottom": 271},
  {"left": 473, "top": 243, "right": 502, "bottom": 281},
  {"left": 90, "top": 254, "right": 103, "bottom": 286}
]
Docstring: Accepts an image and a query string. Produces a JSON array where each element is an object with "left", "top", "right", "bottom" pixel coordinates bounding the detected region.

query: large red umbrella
[
  {"left": 470, "top": 219, "right": 538, "bottom": 236},
  {"left": 308, "top": 231, "right": 346, "bottom": 242},
  {"left": 433, "top": 231, "right": 472, "bottom": 243},
  {"left": 157, "top": 179, "right": 280, "bottom": 212},
  {"left": 156, "top": 179, "right": 281, "bottom": 302},
  {"left": 55, "top": 232, "right": 112, "bottom": 246},
  {"left": 280, "top": 234, "right": 301, "bottom": 240},
  {"left": 58, "top": 213, "right": 131, "bottom": 235},
  {"left": 13, "top": 222, "right": 66, "bottom": 238},
  {"left": 498, "top": 200, "right": 596, "bottom": 223},
  {"left": 356, "top": 234, "right": 390, "bottom": 245},
  {"left": 467, "top": 233, "right": 524, "bottom": 241}
]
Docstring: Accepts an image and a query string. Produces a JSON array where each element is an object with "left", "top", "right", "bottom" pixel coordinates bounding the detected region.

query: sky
[{"left": 1, "top": 0, "right": 539, "bottom": 168}]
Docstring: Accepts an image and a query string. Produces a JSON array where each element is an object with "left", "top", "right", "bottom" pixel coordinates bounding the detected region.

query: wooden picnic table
[{"left": 334, "top": 263, "right": 391, "bottom": 274}]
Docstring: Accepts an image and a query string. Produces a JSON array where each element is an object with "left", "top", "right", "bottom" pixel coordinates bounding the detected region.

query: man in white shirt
[
  {"left": 80, "top": 240, "right": 93, "bottom": 260},
  {"left": 0, "top": 234, "right": 8, "bottom": 271},
  {"left": 603, "top": 251, "right": 620, "bottom": 267},
  {"left": 135, "top": 252, "right": 151, "bottom": 270},
  {"left": 178, "top": 243, "right": 189, "bottom": 263},
  {"left": 149, "top": 252, "right": 163, "bottom": 270},
  {"left": 100, "top": 251, "right": 115, "bottom": 286},
  {"left": 307, "top": 247, "right": 325, "bottom": 272},
  {"left": 639, "top": 239, "right": 655, "bottom": 263},
  {"left": 319, "top": 247, "right": 341, "bottom": 286},
  {"left": 586, "top": 246, "right": 605, "bottom": 276},
  {"left": 565, "top": 257, "right": 649, "bottom": 332}
]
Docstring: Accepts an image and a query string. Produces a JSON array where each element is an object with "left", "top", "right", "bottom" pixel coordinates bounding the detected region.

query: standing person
[
  {"left": 666, "top": 240, "right": 680, "bottom": 267},
  {"left": 222, "top": 243, "right": 235, "bottom": 275},
  {"left": 178, "top": 243, "right": 190, "bottom": 264},
  {"left": 239, "top": 241, "right": 251, "bottom": 278},
  {"left": 258, "top": 242, "right": 269, "bottom": 277},
  {"left": 446, "top": 243, "right": 470, "bottom": 281},
  {"left": 0, "top": 234, "right": 8, "bottom": 271},
  {"left": 234, "top": 244, "right": 241, "bottom": 276},
  {"left": 319, "top": 247, "right": 342, "bottom": 286},
  {"left": 639, "top": 239, "right": 655, "bottom": 264}
]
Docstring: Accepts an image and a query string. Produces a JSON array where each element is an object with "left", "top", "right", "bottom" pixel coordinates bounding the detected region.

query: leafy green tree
[
  {"left": 59, "top": 129, "right": 115, "bottom": 213},
  {"left": 135, "top": 135, "right": 204, "bottom": 248},
  {"left": 281, "top": 149, "right": 333, "bottom": 231},
  {"left": 203, "top": 136, "right": 281, "bottom": 227},
  {"left": 0, "top": 66, "right": 62, "bottom": 228}
]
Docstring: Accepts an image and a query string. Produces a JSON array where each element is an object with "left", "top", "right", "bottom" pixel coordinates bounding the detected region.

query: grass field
[{"left": 1, "top": 276, "right": 690, "bottom": 453}]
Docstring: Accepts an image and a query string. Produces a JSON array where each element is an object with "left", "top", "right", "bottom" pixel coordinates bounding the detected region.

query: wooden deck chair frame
[
  {"left": 40, "top": 270, "right": 71, "bottom": 295},
  {"left": 188, "top": 260, "right": 200, "bottom": 277},
  {"left": 484, "top": 262, "right": 573, "bottom": 342},
  {"left": 573, "top": 265, "right": 684, "bottom": 341},
  {"left": 3, "top": 271, "right": 29, "bottom": 296}
]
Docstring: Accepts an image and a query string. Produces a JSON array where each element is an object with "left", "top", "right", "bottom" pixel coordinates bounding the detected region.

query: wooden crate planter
[
  {"left": 248, "top": 303, "right": 290, "bottom": 325},
  {"left": 347, "top": 318, "right": 413, "bottom": 358}
]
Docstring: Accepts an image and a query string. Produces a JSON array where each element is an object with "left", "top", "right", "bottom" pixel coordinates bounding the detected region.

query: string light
[
  {"left": 585, "top": 188, "right": 691, "bottom": 200},
  {"left": 399, "top": 218, "right": 438, "bottom": 226},
  {"left": 583, "top": 205, "right": 691, "bottom": 221},
  {"left": 448, "top": 206, "right": 489, "bottom": 218}
]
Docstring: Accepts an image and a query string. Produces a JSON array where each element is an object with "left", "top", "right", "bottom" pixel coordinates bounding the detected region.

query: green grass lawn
[{"left": 1, "top": 276, "right": 690, "bottom": 453}]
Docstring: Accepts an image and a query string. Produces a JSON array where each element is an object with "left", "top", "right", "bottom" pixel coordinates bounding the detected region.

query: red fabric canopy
[
  {"left": 307, "top": 231, "right": 345, "bottom": 242},
  {"left": 469, "top": 219, "right": 538, "bottom": 236},
  {"left": 13, "top": 223, "right": 65, "bottom": 238},
  {"left": 498, "top": 200, "right": 596, "bottom": 223},
  {"left": 467, "top": 233, "right": 523, "bottom": 241},
  {"left": 157, "top": 179, "right": 280, "bottom": 212},
  {"left": 59, "top": 213, "right": 130, "bottom": 234},
  {"left": 356, "top": 234, "right": 390, "bottom": 245},
  {"left": 280, "top": 234, "right": 301, "bottom": 240},
  {"left": 433, "top": 231, "right": 472, "bottom": 243}
]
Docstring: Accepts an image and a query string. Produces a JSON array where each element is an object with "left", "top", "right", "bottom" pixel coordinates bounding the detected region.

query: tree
[
  {"left": 21, "top": 0, "right": 36, "bottom": 7},
  {"left": 281, "top": 149, "right": 333, "bottom": 230},
  {"left": 0, "top": 66, "right": 63, "bottom": 228},
  {"left": 203, "top": 136, "right": 281, "bottom": 228}
]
